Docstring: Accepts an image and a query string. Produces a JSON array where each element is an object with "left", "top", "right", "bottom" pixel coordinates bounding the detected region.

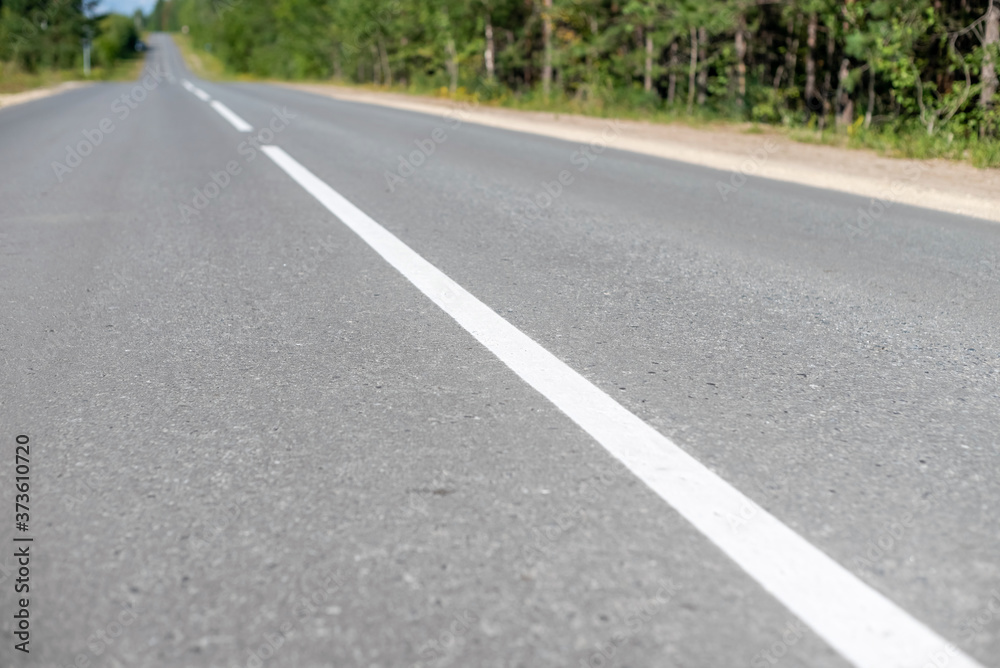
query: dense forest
[
  {"left": 5, "top": 0, "right": 998, "bottom": 161},
  {"left": 0, "top": 0, "right": 141, "bottom": 74},
  {"left": 154, "top": 0, "right": 998, "bottom": 144}
]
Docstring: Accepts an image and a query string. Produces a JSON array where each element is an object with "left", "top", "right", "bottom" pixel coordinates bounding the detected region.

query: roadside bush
[{"left": 93, "top": 14, "right": 139, "bottom": 69}]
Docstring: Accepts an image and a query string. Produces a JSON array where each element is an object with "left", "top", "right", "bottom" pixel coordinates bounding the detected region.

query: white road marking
[
  {"left": 260, "top": 144, "right": 983, "bottom": 668},
  {"left": 210, "top": 100, "right": 253, "bottom": 132},
  {"left": 181, "top": 79, "right": 211, "bottom": 102}
]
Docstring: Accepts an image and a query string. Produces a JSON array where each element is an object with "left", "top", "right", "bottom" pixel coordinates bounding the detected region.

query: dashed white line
[
  {"left": 210, "top": 100, "right": 253, "bottom": 132},
  {"left": 182, "top": 79, "right": 252, "bottom": 132},
  {"left": 259, "top": 143, "right": 983, "bottom": 668},
  {"left": 181, "top": 79, "right": 211, "bottom": 102}
]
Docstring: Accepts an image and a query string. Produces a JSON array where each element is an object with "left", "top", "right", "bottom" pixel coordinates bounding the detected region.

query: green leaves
[{"left": 132, "top": 0, "right": 999, "bottom": 149}]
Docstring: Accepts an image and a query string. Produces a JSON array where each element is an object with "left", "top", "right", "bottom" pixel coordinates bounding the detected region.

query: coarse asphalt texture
[{"left": 1, "top": 33, "right": 998, "bottom": 668}]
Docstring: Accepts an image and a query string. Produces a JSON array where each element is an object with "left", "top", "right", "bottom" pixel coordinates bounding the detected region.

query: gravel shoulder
[
  {"left": 0, "top": 81, "right": 91, "bottom": 110},
  {"left": 281, "top": 82, "right": 1000, "bottom": 224}
]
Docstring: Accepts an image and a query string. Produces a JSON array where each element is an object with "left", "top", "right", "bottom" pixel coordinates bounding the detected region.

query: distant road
[{"left": 1, "top": 33, "right": 998, "bottom": 668}]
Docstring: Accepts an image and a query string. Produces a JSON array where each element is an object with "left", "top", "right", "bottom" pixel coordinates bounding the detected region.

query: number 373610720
[{"left": 15, "top": 435, "right": 30, "bottom": 526}]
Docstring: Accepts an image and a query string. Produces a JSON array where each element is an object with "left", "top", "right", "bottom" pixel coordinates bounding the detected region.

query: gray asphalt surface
[{"left": 1, "top": 34, "right": 998, "bottom": 668}]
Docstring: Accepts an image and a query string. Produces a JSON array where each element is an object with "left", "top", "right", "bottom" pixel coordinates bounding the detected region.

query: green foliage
[
  {"left": 1, "top": 1, "right": 141, "bottom": 80},
  {"left": 6, "top": 0, "right": 998, "bottom": 166},
  {"left": 93, "top": 14, "right": 139, "bottom": 68},
  {"left": 163, "top": 0, "right": 1000, "bottom": 166},
  {"left": 1, "top": 0, "right": 98, "bottom": 71}
]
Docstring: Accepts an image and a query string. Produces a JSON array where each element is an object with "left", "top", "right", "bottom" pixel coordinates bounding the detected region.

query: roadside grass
[
  {"left": 170, "top": 33, "right": 233, "bottom": 81},
  {"left": 104, "top": 52, "right": 147, "bottom": 82},
  {"left": 0, "top": 63, "right": 79, "bottom": 94},
  {"left": 0, "top": 51, "right": 146, "bottom": 94},
  {"left": 782, "top": 123, "right": 1000, "bottom": 168},
  {"left": 171, "top": 35, "right": 1000, "bottom": 169}
]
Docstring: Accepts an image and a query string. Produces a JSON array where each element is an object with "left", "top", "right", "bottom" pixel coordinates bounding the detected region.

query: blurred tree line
[
  {"left": 0, "top": 0, "right": 141, "bottom": 73},
  {"left": 164, "top": 0, "right": 999, "bottom": 151}
]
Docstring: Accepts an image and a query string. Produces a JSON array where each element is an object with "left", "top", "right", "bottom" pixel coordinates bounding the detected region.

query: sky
[{"left": 96, "top": 0, "right": 158, "bottom": 16}]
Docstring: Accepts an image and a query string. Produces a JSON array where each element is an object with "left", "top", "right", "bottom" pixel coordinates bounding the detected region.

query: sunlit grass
[
  {"left": 170, "top": 33, "right": 228, "bottom": 81},
  {"left": 0, "top": 50, "right": 146, "bottom": 94}
]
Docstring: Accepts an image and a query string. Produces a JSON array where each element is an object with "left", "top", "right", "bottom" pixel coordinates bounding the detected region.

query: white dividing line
[
  {"left": 210, "top": 100, "right": 253, "bottom": 132},
  {"left": 181, "top": 79, "right": 211, "bottom": 102},
  {"left": 260, "top": 144, "right": 983, "bottom": 668},
  {"left": 182, "top": 78, "right": 253, "bottom": 132}
]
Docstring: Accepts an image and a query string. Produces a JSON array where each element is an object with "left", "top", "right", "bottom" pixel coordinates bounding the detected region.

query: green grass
[
  {"left": 171, "top": 33, "right": 236, "bottom": 81},
  {"left": 0, "top": 64, "right": 78, "bottom": 94},
  {"left": 781, "top": 123, "right": 1000, "bottom": 168},
  {"left": 0, "top": 51, "right": 146, "bottom": 94}
]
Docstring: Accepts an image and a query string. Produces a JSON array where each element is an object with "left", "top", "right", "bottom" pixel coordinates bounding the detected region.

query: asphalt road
[{"left": 1, "top": 34, "right": 999, "bottom": 668}]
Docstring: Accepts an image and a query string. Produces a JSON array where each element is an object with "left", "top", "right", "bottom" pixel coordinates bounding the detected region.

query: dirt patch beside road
[{"left": 0, "top": 81, "right": 90, "bottom": 110}]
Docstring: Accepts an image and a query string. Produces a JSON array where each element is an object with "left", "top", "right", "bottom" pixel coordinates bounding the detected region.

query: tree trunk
[
  {"left": 644, "top": 30, "right": 654, "bottom": 93},
  {"left": 864, "top": 65, "right": 875, "bottom": 128},
  {"left": 820, "top": 25, "right": 835, "bottom": 131},
  {"left": 485, "top": 13, "right": 496, "bottom": 82},
  {"left": 697, "top": 26, "right": 708, "bottom": 106},
  {"left": 445, "top": 37, "right": 458, "bottom": 94},
  {"left": 371, "top": 44, "right": 381, "bottom": 85},
  {"left": 805, "top": 12, "right": 817, "bottom": 110},
  {"left": 687, "top": 26, "right": 698, "bottom": 113},
  {"left": 378, "top": 34, "right": 392, "bottom": 87},
  {"left": 542, "top": 0, "right": 553, "bottom": 99},
  {"left": 981, "top": 2, "right": 999, "bottom": 109},
  {"left": 783, "top": 14, "right": 799, "bottom": 89},
  {"left": 835, "top": 57, "right": 852, "bottom": 128},
  {"left": 735, "top": 12, "right": 747, "bottom": 108},
  {"left": 333, "top": 46, "right": 343, "bottom": 80},
  {"left": 668, "top": 40, "right": 678, "bottom": 104},
  {"left": 585, "top": 16, "right": 598, "bottom": 93}
]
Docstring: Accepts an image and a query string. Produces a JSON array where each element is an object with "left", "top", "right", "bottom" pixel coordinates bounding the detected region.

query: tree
[{"left": 140, "top": 0, "right": 1000, "bottom": 156}]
